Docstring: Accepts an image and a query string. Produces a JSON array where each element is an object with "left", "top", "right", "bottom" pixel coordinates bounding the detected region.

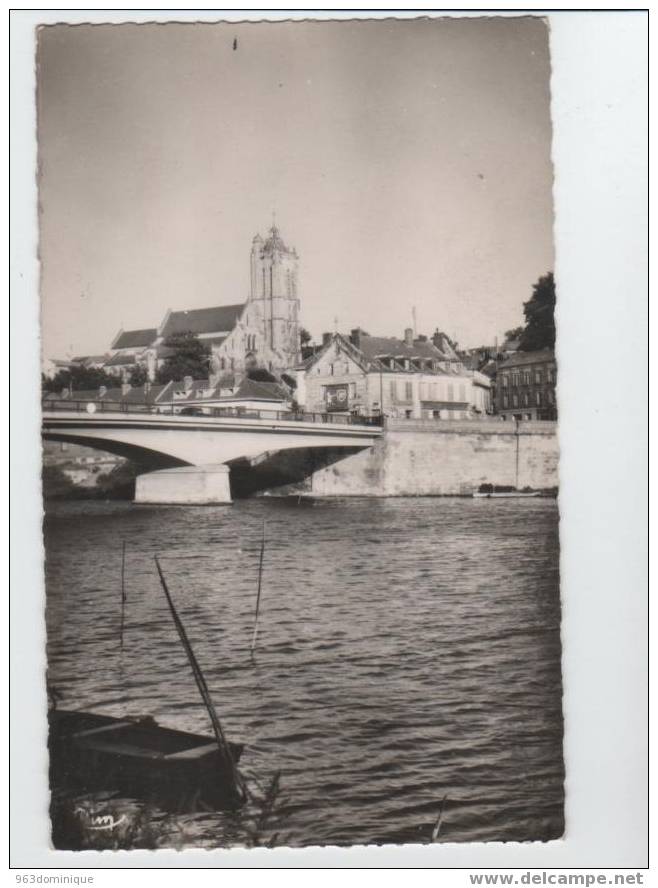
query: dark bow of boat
[{"left": 49, "top": 709, "right": 244, "bottom": 812}]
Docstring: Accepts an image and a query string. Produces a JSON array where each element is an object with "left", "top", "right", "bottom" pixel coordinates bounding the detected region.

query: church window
[
  {"left": 503, "top": 394, "right": 509, "bottom": 408},
  {"left": 536, "top": 391, "right": 542, "bottom": 406},
  {"left": 405, "top": 382, "right": 413, "bottom": 400},
  {"left": 458, "top": 384, "right": 466, "bottom": 402},
  {"left": 220, "top": 358, "right": 225, "bottom": 371},
  {"left": 329, "top": 364, "right": 334, "bottom": 376},
  {"left": 535, "top": 369, "right": 543, "bottom": 385},
  {"left": 447, "top": 383, "right": 454, "bottom": 401},
  {"left": 390, "top": 380, "right": 396, "bottom": 401}
]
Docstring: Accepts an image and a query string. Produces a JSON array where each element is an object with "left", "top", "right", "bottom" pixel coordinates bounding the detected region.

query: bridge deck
[{"left": 42, "top": 399, "right": 383, "bottom": 433}]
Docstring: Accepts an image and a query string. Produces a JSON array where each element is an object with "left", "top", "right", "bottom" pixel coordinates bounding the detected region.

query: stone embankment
[{"left": 309, "top": 419, "right": 558, "bottom": 497}]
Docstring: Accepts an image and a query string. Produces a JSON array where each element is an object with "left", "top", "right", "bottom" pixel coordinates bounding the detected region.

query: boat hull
[{"left": 49, "top": 709, "right": 244, "bottom": 811}]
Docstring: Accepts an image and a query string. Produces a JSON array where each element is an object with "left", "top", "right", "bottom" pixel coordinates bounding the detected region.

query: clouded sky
[{"left": 37, "top": 16, "right": 554, "bottom": 361}]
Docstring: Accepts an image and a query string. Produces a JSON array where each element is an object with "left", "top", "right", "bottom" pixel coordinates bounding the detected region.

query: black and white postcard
[{"left": 9, "top": 9, "right": 648, "bottom": 872}]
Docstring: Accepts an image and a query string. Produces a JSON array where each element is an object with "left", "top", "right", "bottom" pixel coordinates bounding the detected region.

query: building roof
[
  {"left": 112, "top": 328, "right": 157, "bottom": 350},
  {"left": 160, "top": 304, "right": 245, "bottom": 339},
  {"left": 234, "top": 377, "right": 289, "bottom": 401},
  {"left": 303, "top": 332, "right": 467, "bottom": 377},
  {"left": 358, "top": 335, "right": 446, "bottom": 363},
  {"left": 497, "top": 349, "right": 555, "bottom": 370},
  {"left": 121, "top": 384, "right": 167, "bottom": 403},
  {"left": 70, "top": 354, "right": 108, "bottom": 366},
  {"left": 104, "top": 352, "right": 137, "bottom": 367}
]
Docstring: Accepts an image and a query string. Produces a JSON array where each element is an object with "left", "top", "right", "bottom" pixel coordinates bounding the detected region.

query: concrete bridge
[{"left": 42, "top": 400, "right": 383, "bottom": 503}]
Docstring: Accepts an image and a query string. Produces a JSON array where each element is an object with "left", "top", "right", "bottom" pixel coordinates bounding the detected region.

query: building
[
  {"left": 495, "top": 349, "right": 557, "bottom": 420},
  {"left": 44, "top": 375, "right": 291, "bottom": 416},
  {"left": 98, "top": 222, "right": 301, "bottom": 382},
  {"left": 42, "top": 440, "right": 125, "bottom": 487},
  {"left": 295, "top": 330, "right": 491, "bottom": 420}
]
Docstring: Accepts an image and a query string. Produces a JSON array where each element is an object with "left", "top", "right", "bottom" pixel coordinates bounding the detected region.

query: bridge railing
[{"left": 41, "top": 398, "right": 384, "bottom": 428}]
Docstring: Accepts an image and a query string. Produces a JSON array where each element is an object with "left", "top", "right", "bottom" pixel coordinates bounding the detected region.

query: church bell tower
[{"left": 249, "top": 220, "right": 301, "bottom": 368}]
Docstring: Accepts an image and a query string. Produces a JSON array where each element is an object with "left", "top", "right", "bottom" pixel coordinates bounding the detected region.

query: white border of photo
[{"left": 8, "top": 7, "right": 648, "bottom": 873}]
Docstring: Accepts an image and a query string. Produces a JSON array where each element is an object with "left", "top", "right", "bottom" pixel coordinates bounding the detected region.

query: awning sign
[{"left": 325, "top": 384, "right": 349, "bottom": 412}]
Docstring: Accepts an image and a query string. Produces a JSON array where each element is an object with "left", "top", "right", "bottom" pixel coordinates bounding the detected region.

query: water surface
[{"left": 44, "top": 496, "right": 564, "bottom": 848}]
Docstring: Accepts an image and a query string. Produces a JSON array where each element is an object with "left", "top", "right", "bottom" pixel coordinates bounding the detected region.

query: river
[{"left": 44, "top": 495, "right": 564, "bottom": 849}]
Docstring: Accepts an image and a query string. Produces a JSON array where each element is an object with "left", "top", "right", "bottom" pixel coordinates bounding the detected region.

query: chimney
[
  {"left": 404, "top": 327, "right": 414, "bottom": 346},
  {"left": 183, "top": 375, "right": 193, "bottom": 392},
  {"left": 322, "top": 332, "right": 332, "bottom": 346},
  {"left": 98, "top": 385, "right": 107, "bottom": 398},
  {"left": 350, "top": 328, "right": 361, "bottom": 349},
  {"left": 121, "top": 381, "right": 131, "bottom": 397}
]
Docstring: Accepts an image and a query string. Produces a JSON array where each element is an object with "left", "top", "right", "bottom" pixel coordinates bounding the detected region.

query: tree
[
  {"left": 95, "top": 462, "right": 138, "bottom": 499},
  {"left": 247, "top": 367, "right": 277, "bottom": 383},
  {"left": 504, "top": 326, "right": 524, "bottom": 343},
  {"left": 129, "top": 365, "right": 148, "bottom": 386},
  {"left": 42, "top": 366, "right": 116, "bottom": 394},
  {"left": 155, "top": 331, "right": 210, "bottom": 384},
  {"left": 299, "top": 327, "right": 312, "bottom": 346},
  {"left": 41, "top": 465, "right": 76, "bottom": 499},
  {"left": 518, "top": 272, "right": 556, "bottom": 351}
]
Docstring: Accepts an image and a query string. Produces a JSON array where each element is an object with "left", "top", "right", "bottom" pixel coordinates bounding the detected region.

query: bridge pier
[{"left": 134, "top": 465, "right": 232, "bottom": 505}]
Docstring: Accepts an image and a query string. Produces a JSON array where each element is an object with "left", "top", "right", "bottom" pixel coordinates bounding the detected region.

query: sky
[{"left": 37, "top": 17, "right": 554, "bottom": 361}]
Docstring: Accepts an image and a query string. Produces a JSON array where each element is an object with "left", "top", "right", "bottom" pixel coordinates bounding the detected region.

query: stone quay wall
[{"left": 309, "top": 419, "right": 559, "bottom": 497}]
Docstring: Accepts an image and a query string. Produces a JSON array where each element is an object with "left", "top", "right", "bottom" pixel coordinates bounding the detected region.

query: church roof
[
  {"left": 160, "top": 304, "right": 245, "bottom": 339},
  {"left": 112, "top": 328, "right": 157, "bottom": 349}
]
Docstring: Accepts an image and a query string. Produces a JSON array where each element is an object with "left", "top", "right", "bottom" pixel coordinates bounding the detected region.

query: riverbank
[{"left": 308, "top": 419, "right": 558, "bottom": 498}]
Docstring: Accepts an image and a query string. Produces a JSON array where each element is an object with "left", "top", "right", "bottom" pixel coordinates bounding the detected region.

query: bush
[
  {"left": 95, "top": 462, "right": 139, "bottom": 499},
  {"left": 42, "top": 465, "right": 77, "bottom": 499}
]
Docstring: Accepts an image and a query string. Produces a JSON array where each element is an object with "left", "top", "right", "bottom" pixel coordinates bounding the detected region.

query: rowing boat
[{"left": 49, "top": 709, "right": 244, "bottom": 811}]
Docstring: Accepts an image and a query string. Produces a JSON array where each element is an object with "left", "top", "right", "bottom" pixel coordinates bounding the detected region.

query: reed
[
  {"left": 154, "top": 555, "right": 247, "bottom": 805},
  {"left": 250, "top": 520, "right": 266, "bottom": 659},
  {"left": 431, "top": 793, "right": 448, "bottom": 842},
  {"left": 120, "top": 540, "right": 127, "bottom": 651}
]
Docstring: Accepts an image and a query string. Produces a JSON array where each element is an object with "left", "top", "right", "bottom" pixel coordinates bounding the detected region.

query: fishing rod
[{"left": 154, "top": 555, "right": 247, "bottom": 804}]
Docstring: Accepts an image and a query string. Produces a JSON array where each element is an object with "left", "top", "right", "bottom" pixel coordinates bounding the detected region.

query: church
[{"left": 106, "top": 222, "right": 302, "bottom": 381}]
